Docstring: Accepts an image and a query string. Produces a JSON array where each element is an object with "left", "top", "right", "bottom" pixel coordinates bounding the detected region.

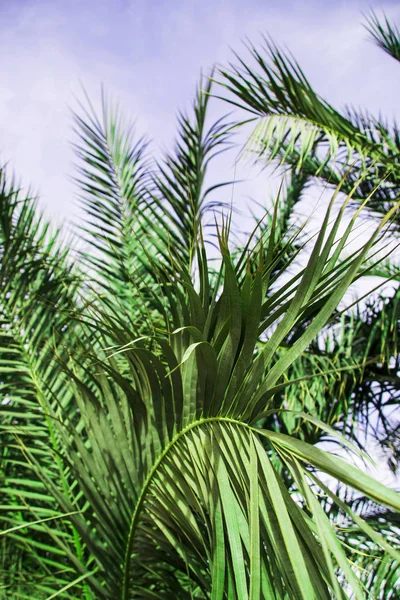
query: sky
[
  {"left": 1, "top": 0, "right": 400, "bottom": 484},
  {"left": 1, "top": 0, "right": 400, "bottom": 233}
]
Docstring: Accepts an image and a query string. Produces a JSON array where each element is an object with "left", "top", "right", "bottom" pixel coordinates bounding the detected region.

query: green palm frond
[
  {"left": 364, "top": 10, "right": 400, "bottom": 63},
  {"left": 260, "top": 283, "right": 400, "bottom": 468},
  {"left": 215, "top": 30, "right": 400, "bottom": 228},
  {"left": 215, "top": 39, "right": 377, "bottom": 166},
  {"left": 72, "top": 86, "right": 156, "bottom": 323},
  {"left": 150, "top": 72, "right": 235, "bottom": 269},
  {"left": 241, "top": 166, "right": 311, "bottom": 283},
  {"left": 73, "top": 76, "right": 234, "bottom": 333},
  {"left": 379, "top": 421, "right": 400, "bottom": 474},
  {"left": 269, "top": 107, "right": 400, "bottom": 231},
  {"left": 0, "top": 166, "right": 96, "bottom": 597},
  {"left": 318, "top": 484, "right": 400, "bottom": 599}
]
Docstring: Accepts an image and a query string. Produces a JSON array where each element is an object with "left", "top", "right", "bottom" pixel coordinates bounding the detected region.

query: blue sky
[{"left": 1, "top": 0, "right": 400, "bottom": 234}]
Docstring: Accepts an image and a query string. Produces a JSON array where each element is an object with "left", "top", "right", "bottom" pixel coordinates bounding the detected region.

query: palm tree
[{"left": 1, "top": 38, "right": 399, "bottom": 600}]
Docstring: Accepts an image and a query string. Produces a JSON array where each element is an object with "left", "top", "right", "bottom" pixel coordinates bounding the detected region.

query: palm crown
[{"left": 1, "top": 10, "right": 400, "bottom": 599}]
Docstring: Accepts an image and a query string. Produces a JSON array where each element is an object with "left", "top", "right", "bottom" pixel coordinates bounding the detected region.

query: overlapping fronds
[
  {"left": 73, "top": 76, "right": 234, "bottom": 334},
  {"left": 0, "top": 166, "right": 95, "bottom": 597},
  {"left": 215, "top": 13, "right": 400, "bottom": 227},
  {"left": 72, "top": 87, "right": 155, "bottom": 324},
  {"left": 215, "top": 38, "right": 389, "bottom": 171},
  {"left": 263, "top": 286, "right": 400, "bottom": 452},
  {"left": 7, "top": 170, "right": 399, "bottom": 598},
  {"left": 214, "top": 9, "right": 400, "bottom": 485}
]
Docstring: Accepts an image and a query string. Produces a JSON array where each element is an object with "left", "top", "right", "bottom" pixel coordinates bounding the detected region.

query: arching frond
[{"left": 215, "top": 29, "right": 400, "bottom": 228}]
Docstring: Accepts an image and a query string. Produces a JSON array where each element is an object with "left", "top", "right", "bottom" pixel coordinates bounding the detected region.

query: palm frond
[
  {"left": 72, "top": 86, "right": 157, "bottom": 325},
  {"left": 73, "top": 77, "right": 235, "bottom": 333},
  {"left": 215, "top": 35, "right": 400, "bottom": 221},
  {"left": 0, "top": 165, "right": 97, "bottom": 597},
  {"left": 150, "top": 72, "right": 235, "bottom": 269},
  {"left": 364, "top": 10, "right": 400, "bottom": 63}
]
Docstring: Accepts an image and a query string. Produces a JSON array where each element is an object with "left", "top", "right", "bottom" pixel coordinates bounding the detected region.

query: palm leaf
[
  {"left": 215, "top": 29, "right": 400, "bottom": 228},
  {"left": 364, "top": 9, "right": 400, "bottom": 63},
  {"left": 0, "top": 165, "right": 95, "bottom": 597}
]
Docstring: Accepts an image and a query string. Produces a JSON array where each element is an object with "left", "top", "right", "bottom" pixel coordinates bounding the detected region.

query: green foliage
[
  {"left": 1, "top": 12, "right": 400, "bottom": 599},
  {"left": 216, "top": 8, "right": 400, "bottom": 471}
]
